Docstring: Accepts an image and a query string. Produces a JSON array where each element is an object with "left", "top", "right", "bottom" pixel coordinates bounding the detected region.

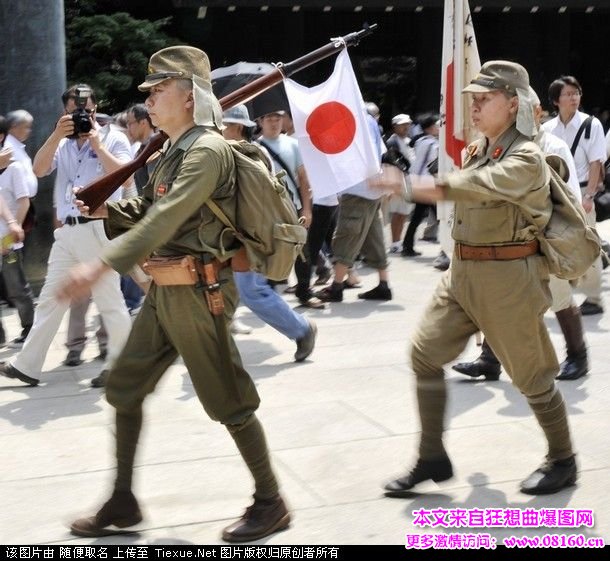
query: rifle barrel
[{"left": 78, "top": 24, "right": 377, "bottom": 212}]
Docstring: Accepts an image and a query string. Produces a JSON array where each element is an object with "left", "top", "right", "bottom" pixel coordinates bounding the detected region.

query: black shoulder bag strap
[
  {"left": 417, "top": 138, "right": 434, "bottom": 175},
  {"left": 570, "top": 116, "right": 593, "bottom": 156},
  {"left": 258, "top": 139, "right": 302, "bottom": 205}
]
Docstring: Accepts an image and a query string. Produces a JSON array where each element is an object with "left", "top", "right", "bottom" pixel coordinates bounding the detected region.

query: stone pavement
[{"left": 1, "top": 222, "right": 609, "bottom": 546}]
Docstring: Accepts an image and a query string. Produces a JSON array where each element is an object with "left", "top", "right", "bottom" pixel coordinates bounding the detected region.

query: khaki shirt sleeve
[
  {"left": 101, "top": 143, "right": 228, "bottom": 275},
  {"left": 444, "top": 148, "right": 549, "bottom": 207},
  {"left": 104, "top": 181, "right": 155, "bottom": 239}
]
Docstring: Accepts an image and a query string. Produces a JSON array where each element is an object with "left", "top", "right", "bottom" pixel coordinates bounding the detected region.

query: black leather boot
[
  {"left": 71, "top": 490, "right": 143, "bottom": 537},
  {"left": 555, "top": 307, "right": 588, "bottom": 381},
  {"left": 384, "top": 457, "right": 454, "bottom": 497},
  {"left": 222, "top": 495, "right": 290, "bottom": 542},
  {"left": 520, "top": 456, "right": 577, "bottom": 495},
  {"left": 452, "top": 339, "right": 501, "bottom": 381}
]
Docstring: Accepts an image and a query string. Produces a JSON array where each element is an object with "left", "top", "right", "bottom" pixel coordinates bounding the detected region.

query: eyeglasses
[{"left": 560, "top": 91, "right": 581, "bottom": 98}]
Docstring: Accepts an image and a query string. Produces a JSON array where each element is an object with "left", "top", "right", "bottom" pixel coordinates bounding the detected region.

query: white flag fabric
[
  {"left": 437, "top": 0, "right": 482, "bottom": 254},
  {"left": 284, "top": 49, "right": 381, "bottom": 198},
  {"left": 439, "top": 0, "right": 481, "bottom": 174}
]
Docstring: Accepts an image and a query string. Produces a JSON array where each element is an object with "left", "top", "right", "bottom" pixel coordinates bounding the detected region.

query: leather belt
[
  {"left": 456, "top": 240, "right": 540, "bottom": 261},
  {"left": 64, "top": 216, "right": 102, "bottom": 226}
]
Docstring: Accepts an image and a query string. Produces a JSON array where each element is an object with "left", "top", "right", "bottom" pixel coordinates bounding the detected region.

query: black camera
[{"left": 68, "top": 86, "right": 93, "bottom": 138}]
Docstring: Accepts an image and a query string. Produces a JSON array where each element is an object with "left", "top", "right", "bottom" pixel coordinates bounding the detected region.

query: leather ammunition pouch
[
  {"left": 142, "top": 254, "right": 230, "bottom": 286},
  {"left": 142, "top": 255, "right": 199, "bottom": 286}
]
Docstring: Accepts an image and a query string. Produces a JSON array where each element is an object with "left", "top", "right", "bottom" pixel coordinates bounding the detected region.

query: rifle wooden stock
[
  {"left": 77, "top": 23, "right": 377, "bottom": 212},
  {"left": 78, "top": 133, "right": 166, "bottom": 211}
]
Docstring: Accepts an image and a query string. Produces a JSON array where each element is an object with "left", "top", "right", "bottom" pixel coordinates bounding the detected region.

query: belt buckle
[{"left": 457, "top": 243, "right": 463, "bottom": 260}]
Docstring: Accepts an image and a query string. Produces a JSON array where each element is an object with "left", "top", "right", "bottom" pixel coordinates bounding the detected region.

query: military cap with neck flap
[
  {"left": 463, "top": 60, "right": 537, "bottom": 138},
  {"left": 138, "top": 46, "right": 212, "bottom": 92},
  {"left": 139, "top": 45, "right": 223, "bottom": 130},
  {"left": 462, "top": 60, "right": 529, "bottom": 96}
]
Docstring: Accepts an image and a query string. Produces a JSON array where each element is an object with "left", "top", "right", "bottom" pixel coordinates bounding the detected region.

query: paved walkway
[{"left": 1, "top": 222, "right": 609, "bottom": 546}]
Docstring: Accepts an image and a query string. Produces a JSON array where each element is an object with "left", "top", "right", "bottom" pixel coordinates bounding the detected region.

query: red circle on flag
[{"left": 305, "top": 101, "right": 356, "bottom": 154}]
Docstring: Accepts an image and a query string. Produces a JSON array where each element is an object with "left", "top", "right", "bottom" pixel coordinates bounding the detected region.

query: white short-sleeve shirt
[{"left": 541, "top": 111, "right": 606, "bottom": 183}]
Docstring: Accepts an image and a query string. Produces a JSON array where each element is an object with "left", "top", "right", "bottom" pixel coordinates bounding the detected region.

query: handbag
[{"left": 594, "top": 188, "right": 610, "bottom": 222}]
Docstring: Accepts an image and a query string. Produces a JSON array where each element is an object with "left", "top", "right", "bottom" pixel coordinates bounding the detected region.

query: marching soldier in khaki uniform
[
  {"left": 57, "top": 46, "right": 290, "bottom": 542},
  {"left": 384, "top": 61, "right": 577, "bottom": 496}
]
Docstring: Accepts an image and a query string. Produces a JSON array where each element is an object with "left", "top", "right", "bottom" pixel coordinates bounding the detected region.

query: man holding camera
[{"left": 0, "top": 84, "right": 132, "bottom": 387}]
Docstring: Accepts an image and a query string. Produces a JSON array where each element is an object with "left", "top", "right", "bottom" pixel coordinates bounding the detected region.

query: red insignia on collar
[
  {"left": 492, "top": 146, "right": 503, "bottom": 159},
  {"left": 156, "top": 183, "right": 167, "bottom": 196}
]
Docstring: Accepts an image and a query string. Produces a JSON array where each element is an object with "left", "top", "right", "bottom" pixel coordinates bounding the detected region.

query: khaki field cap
[
  {"left": 138, "top": 46, "right": 212, "bottom": 91},
  {"left": 463, "top": 60, "right": 537, "bottom": 138},
  {"left": 462, "top": 60, "right": 529, "bottom": 95},
  {"left": 139, "top": 45, "right": 223, "bottom": 130}
]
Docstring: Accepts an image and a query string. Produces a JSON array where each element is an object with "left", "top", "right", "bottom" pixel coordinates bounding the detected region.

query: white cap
[{"left": 391, "top": 113, "right": 412, "bottom": 126}]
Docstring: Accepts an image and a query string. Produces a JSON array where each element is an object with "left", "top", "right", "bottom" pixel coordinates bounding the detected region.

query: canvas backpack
[
  {"left": 205, "top": 140, "right": 308, "bottom": 281},
  {"left": 522, "top": 155, "right": 601, "bottom": 280}
]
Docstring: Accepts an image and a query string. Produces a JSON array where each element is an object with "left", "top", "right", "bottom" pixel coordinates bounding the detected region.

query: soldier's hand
[
  {"left": 53, "top": 115, "right": 75, "bottom": 140},
  {"left": 410, "top": 174, "right": 447, "bottom": 203},
  {"left": 56, "top": 260, "right": 111, "bottom": 303}
]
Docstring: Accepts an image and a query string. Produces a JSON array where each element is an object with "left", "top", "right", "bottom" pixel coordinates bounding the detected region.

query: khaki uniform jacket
[
  {"left": 102, "top": 126, "right": 238, "bottom": 274},
  {"left": 444, "top": 125, "right": 552, "bottom": 246}
]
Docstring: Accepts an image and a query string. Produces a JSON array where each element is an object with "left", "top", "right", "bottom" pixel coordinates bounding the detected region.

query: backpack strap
[
  {"left": 205, "top": 198, "right": 236, "bottom": 231},
  {"left": 570, "top": 116, "right": 593, "bottom": 156}
]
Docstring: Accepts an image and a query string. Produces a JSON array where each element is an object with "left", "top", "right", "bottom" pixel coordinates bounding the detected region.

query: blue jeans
[
  {"left": 234, "top": 271, "right": 309, "bottom": 341},
  {"left": 120, "top": 275, "right": 144, "bottom": 311}
]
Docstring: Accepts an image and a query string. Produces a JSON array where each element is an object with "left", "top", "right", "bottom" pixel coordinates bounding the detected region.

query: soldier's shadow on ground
[
  {"left": 396, "top": 472, "right": 603, "bottom": 542},
  {"left": 176, "top": 352, "right": 304, "bottom": 401},
  {"left": 448, "top": 366, "right": 589, "bottom": 419},
  {"left": 445, "top": 375, "right": 499, "bottom": 420},
  {"left": 580, "top": 316, "right": 609, "bottom": 334},
  {"left": 0, "top": 367, "right": 104, "bottom": 429},
  {"left": 69, "top": 535, "right": 197, "bottom": 546},
  {"left": 307, "top": 301, "right": 405, "bottom": 319}
]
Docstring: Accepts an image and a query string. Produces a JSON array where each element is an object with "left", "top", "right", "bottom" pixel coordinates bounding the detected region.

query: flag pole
[
  {"left": 78, "top": 24, "right": 378, "bottom": 212},
  {"left": 437, "top": 0, "right": 481, "bottom": 259}
]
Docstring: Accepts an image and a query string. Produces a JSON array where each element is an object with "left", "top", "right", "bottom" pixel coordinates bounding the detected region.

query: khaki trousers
[
  {"left": 106, "top": 267, "right": 260, "bottom": 425},
  {"left": 412, "top": 254, "right": 558, "bottom": 397}
]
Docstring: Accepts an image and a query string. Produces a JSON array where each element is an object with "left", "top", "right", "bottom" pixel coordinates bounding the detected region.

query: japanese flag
[
  {"left": 439, "top": 0, "right": 481, "bottom": 173},
  {"left": 284, "top": 49, "right": 381, "bottom": 198},
  {"left": 437, "top": 0, "right": 481, "bottom": 254}
]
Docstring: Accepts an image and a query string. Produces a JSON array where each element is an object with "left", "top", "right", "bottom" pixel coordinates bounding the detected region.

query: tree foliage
[{"left": 66, "top": 12, "right": 178, "bottom": 113}]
